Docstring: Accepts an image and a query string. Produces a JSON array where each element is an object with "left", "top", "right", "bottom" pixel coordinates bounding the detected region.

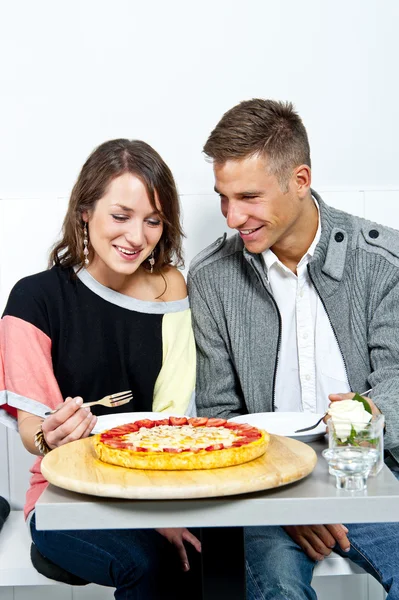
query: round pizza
[{"left": 93, "top": 416, "right": 269, "bottom": 470}]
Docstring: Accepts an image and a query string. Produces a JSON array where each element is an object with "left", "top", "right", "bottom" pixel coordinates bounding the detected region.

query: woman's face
[{"left": 83, "top": 173, "right": 163, "bottom": 284}]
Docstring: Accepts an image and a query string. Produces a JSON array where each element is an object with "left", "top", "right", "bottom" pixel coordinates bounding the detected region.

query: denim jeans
[
  {"left": 245, "top": 469, "right": 399, "bottom": 600},
  {"left": 30, "top": 513, "right": 200, "bottom": 599}
]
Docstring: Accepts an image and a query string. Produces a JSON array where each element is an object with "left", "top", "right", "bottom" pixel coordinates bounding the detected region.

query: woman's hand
[
  {"left": 156, "top": 528, "right": 201, "bottom": 571},
  {"left": 41, "top": 396, "right": 97, "bottom": 449}
]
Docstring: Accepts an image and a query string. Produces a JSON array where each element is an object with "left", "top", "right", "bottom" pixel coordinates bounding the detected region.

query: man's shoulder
[
  {"left": 188, "top": 233, "right": 244, "bottom": 278},
  {"left": 354, "top": 216, "right": 399, "bottom": 261},
  {"left": 321, "top": 198, "right": 399, "bottom": 263}
]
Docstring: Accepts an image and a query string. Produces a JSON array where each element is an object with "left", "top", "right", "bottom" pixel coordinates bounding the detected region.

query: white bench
[
  {"left": 0, "top": 511, "right": 60, "bottom": 586},
  {"left": 0, "top": 510, "right": 381, "bottom": 591}
]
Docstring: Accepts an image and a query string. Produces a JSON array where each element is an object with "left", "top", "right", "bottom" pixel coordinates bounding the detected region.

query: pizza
[{"left": 93, "top": 416, "right": 269, "bottom": 470}]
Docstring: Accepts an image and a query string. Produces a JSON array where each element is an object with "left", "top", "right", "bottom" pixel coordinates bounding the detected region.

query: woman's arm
[
  {"left": 18, "top": 410, "right": 43, "bottom": 455},
  {"left": 18, "top": 397, "right": 97, "bottom": 455}
]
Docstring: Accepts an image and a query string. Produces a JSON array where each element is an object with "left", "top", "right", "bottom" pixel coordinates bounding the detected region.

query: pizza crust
[{"left": 93, "top": 430, "right": 269, "bottom": 470}]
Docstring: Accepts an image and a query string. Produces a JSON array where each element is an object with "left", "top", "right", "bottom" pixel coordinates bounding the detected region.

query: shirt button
[
  {"left": 299, "top": 289, "right": 304, "bottom": 297},
  {"left": 305, "top": 374, "right": 311, "bottom": 381},
  {"left": 303, "top": 332, "right": 308, "bottom": 339}
]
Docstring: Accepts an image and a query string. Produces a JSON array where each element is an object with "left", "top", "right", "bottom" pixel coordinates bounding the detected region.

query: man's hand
[
  {"left": 283, "top": 524, "right": 350, "bottom": 561},
  {"left": 328, "top": 392, "right": 381, "bottom": 417},
  {"left": 156, "top": 528, "right": 201, "bottom": 571}
]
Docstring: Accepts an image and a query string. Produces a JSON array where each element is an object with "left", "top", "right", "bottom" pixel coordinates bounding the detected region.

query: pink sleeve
[{"left": 0, "top": 315, "right": 63, "bottom": 428}]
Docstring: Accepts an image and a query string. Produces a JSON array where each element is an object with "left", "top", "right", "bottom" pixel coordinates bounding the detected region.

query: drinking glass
[{"left": 322, "top": 414, "right": 385, "bottom": 491}]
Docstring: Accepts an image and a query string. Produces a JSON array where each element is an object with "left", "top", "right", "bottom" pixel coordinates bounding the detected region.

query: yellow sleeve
[{"left": 152, "top": 309, "right": 196, "bottom": 415}]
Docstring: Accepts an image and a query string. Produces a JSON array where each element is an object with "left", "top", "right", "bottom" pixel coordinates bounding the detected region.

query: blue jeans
[
  {"left": 245, "top": 470, "right": 399, "bottom": 599},
  {"left": 30, "top": 513, "right": 200, "bottom": 599}
]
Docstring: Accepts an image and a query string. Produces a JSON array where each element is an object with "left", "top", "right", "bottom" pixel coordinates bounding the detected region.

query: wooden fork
[{"left": 45, "top": 390, "right": 132, "bottom": 415}]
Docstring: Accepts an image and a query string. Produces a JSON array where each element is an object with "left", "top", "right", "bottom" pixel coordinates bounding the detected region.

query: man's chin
[{"left": 242, "top": 239, "right": 269, "bottom": 255}]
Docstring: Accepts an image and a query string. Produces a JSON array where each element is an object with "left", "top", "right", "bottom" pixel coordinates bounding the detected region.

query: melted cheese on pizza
[{"left": 124, "top": 425, "right": 237, "bottom": 451}]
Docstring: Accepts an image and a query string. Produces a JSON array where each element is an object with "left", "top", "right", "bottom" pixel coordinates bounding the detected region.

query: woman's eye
[
  {"left": 112, "top": 214, "right": 129, "bottom": 222},
  {"left": 146, "top": 219, "right": 162, "bottom": 227}
]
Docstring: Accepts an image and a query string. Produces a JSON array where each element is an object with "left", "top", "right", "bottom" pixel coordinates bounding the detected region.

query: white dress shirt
[{"left": 262, "top": 201, "right": 350, "bottom": 414}]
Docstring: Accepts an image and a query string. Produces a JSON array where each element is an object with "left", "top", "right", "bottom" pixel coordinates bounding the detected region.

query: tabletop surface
[{"left": 36, "top": 441, "right": 399, "bottom": 531}]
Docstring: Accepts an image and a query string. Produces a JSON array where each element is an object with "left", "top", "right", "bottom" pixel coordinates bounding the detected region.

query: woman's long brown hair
[{"left": 49, "top": 139, "right": 184, "bottom": 272}]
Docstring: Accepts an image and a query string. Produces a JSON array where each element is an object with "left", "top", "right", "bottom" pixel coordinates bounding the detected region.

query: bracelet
[{"left": 34, "top": 426, "right": 52, "bottom": 456}]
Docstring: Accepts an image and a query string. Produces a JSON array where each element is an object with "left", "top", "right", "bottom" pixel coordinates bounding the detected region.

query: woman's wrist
[{"left": 34, "top": 426, "right": 52, "bottom": 456}]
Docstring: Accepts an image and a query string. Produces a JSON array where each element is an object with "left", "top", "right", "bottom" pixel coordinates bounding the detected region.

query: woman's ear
[{"left": 82, "top": 211, "right": 89, "bottom": 223}]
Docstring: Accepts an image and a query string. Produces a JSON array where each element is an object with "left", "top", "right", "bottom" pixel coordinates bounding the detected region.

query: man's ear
[{"left": 293, "top": 165, "right": 311, "bottom": 198}]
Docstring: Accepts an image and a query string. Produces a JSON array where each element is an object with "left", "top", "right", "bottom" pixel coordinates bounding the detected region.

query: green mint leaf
[{"left": 353, "top": 392, "right": 372, "bottom": 414}]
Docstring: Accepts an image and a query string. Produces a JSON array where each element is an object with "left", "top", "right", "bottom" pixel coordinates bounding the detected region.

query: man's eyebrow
[{"left": 237, "top": 190, "right": 262, "bottom": 197}]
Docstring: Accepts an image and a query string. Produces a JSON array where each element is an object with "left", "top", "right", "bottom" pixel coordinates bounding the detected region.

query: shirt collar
[{"left": 262, "top": 196, "right": 321, "bottom": 273}]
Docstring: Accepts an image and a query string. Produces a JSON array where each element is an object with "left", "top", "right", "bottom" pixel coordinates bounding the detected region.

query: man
[{"left": 188, "top": 98, "right": 399, "bottom": 599}]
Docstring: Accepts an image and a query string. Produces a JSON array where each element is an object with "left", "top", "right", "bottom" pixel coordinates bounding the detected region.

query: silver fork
[
  {"left": 294, "top": 388, "right": 372, "bottom": 433},
  {"left": 45, "top": 390, "right": 133, "bottom": 416}
]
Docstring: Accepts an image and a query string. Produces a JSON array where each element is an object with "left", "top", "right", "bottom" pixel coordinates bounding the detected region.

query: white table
[{"left": 35, "top": 441, "right": 399, "bottom": 599}]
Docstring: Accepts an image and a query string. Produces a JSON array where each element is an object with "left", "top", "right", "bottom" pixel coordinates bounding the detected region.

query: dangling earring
[
  {"left": 148, "top": 251, "right": 155, "bottom": 274},
  {"left": 83, "top": 222, "right": 89, "bottom": 265}
]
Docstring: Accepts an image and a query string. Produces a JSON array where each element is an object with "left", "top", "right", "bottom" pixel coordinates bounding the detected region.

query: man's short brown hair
[{"left": 203, "top": 98, "right": 311, "bottom": 190}]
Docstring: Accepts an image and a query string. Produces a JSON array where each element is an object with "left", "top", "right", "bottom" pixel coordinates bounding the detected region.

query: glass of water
[{"left": 322, "top": 414, "right": 385, "bottom": 491}]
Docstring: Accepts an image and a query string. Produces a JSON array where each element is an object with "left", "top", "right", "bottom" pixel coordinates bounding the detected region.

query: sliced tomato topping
[
  {"left": 163, "top": 447, "right": 184, "bottom": 453},
  {"left": 206, "top": 418, "right": 227, "bottom": 427},
  {"left": 104, "top": 423, "right": 139, "bottom": 436},
  {"left": 235, "top": 423, "right": 255, "bottom": 430},
  {"left": 135, "top": 446, "right": 149, "bottom": 452},
  {"left": 169, "top": 417, "right": 188, "bottom": 426},
  {"left": 188, "top": 417, "right": 208, "bottom": 427},
  {"left": 154, "top": 419, "right": 170, "bottom": 426},
  {"left": 205, "top": 443, "right": 224, "bottom": 451},
  {"left": 231, "top": 441, "right": 245, "bottom": 447},
  {"left": 105, "top": 440, "right": 128, "bottom": 448},
  {"left": 223, "top": 422, "right": 242, "bottom": 430},
  {"left": 239, "top": 437, "right": 259, "bottom": 445},
  {"left": 135, "top": 419, "right": 155, "bottom": 429}
]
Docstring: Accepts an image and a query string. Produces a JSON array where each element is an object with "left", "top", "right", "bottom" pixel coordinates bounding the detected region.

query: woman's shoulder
[
  {"left": 7, "top": 266, "right": 71, "bottom": 298},
  {"left": 158, "top": 266, "right": 187, "bottom": 302},
  {"left": 2, "top": 267, "right": 73, "bottom": 321}
]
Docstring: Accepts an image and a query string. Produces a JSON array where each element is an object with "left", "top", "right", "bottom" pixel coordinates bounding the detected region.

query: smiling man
[{"left": 188, "top": 99, "right": 399, "bottom": 599}]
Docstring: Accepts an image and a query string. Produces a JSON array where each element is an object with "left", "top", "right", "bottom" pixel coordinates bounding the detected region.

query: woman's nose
[{"left": 124, "top": 222, "right": 145, "bottom": 246}]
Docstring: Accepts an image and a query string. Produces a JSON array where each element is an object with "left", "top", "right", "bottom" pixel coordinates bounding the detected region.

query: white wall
[{"left": 0, "top": 1, "right": 396, "bottom": 598}]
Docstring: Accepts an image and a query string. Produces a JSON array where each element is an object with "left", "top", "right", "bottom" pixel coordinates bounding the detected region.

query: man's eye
[{"left": 112, "top": 214, "right": 129, "bottom": 222}]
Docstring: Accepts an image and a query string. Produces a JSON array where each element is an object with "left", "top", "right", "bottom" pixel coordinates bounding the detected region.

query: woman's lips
[{"left": 113, "top": 245, "right": 142, "bottom": 261}]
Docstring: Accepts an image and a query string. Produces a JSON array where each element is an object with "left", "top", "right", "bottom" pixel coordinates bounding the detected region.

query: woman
[{"left": 0, "top": 139, "right": 200, "bottom": 599}]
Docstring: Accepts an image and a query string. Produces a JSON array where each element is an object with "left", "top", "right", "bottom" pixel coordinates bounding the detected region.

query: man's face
[{"left": 214, "top": 155, "right": 308, "bottom": 255}]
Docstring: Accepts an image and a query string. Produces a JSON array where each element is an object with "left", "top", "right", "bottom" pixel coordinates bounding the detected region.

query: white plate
[
  {"left": 228, "top": 412, "right": 327, "bottom": 443},
  {"left": 92, "top": 412, "right": 172, "bottom": 434}
]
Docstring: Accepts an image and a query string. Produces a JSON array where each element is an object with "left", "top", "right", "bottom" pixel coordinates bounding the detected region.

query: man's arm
[
  {"left": 366, "top": 280, "right": 399, "bottom": 450},
  {"left": 188, "top": 274, "right": 245, "bottom": 419}
]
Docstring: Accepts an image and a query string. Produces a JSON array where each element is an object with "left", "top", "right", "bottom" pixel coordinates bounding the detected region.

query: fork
[
  {"left": 294, "top": 388, "right": 372, "bottom": 433},
  {"left": 45, "top": 390, "right": 133, "bottom": 416}
]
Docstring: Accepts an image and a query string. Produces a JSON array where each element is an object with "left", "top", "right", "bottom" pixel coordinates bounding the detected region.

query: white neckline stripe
[{"left": 75, "top": 268, "right": 190, "bottom": 314}]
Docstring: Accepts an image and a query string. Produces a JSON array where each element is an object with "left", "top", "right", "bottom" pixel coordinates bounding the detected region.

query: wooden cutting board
[{"left": 41, "top": 435, "right": 317, "bottom": 499}]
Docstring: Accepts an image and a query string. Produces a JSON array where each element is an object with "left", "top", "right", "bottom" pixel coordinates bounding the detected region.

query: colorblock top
[{"left": 0, "top": 266, "right": 196, "bottom": 517}]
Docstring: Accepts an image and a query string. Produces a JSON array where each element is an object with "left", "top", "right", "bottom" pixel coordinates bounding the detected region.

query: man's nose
[{"left": 226, "top": 203, "right": 245, "bottom": 230}]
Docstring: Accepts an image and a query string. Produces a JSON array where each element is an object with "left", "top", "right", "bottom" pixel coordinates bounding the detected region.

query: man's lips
[{"left": 238, "top": 225, "right": 263, "bottom": 238}]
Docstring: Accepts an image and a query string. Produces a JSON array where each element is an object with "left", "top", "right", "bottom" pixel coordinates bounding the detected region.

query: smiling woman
[{"left": 0, "top": 139, "right": 199, "bottom": 599}]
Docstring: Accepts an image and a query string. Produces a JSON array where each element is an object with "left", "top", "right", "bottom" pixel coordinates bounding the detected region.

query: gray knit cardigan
[{"left": 188, "top": 191, "right": 399, "bottom": 462}]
